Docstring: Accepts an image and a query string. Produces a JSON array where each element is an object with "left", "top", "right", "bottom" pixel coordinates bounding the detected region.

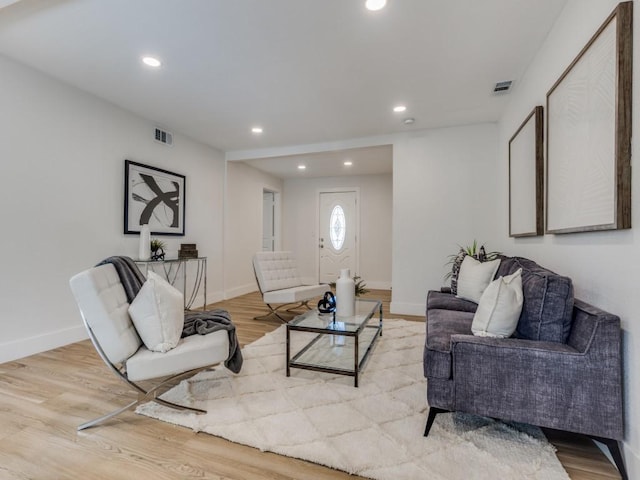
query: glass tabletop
[{"left": 289, "top": 298, "right": 381, "bottom": 333}]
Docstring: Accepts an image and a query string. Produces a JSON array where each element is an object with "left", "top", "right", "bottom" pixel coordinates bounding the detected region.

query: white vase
[
  {"left": 138, "top": 224, "right": 151, "bottom": 260},
  {"left": 336, "top": 268, "right": 355, "bottom": 317}
]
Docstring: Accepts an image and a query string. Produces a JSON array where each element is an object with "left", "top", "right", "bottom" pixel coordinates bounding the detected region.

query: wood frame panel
[
  {"left": 509, "top": 106, "right": 544, "bottom": 237},
  {"left": 545, "top": 1, "right": 632, "bottom": 234}
]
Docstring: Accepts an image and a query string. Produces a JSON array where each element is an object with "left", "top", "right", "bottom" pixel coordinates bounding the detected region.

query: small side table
[{"left": 135, "top": 257, "right": 207, "bottom": 311}]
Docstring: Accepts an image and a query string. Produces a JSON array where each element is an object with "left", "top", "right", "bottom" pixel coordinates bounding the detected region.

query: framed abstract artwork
[
  {"left": 509, "top": 106, "right": 544, "bottom": 237},
  {"left": 124, "top": 160, "right": 186, "bottom": 235},
  {"left": 546, "top": 1, "right": 632, "bottom": 234}
]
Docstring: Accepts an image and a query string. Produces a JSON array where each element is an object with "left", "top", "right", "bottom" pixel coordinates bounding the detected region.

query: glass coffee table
[{"left": 286, "top": 299, "right": 382, "bottom": 387}]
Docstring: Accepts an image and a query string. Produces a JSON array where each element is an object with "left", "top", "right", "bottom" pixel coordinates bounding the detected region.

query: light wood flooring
[{"left": 0, "top": 290, "right": 621, "bottom": 479}]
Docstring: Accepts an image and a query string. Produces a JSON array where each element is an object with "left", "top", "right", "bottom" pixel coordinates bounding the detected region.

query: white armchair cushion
[
  {"left": 69, "top": 264, "right": 142, "bottom": 365},
  {"left": 126, "top": 329, "right": 229, "bottom": 381},
  {"left": 128, "top": 271, "right": 184, "bottom": 353},
  {"left": 263, "top": 284, "right": 328, "bottom": 304},
  {"left": 253, "top": 252, "right": 302, "bottom": 292}
]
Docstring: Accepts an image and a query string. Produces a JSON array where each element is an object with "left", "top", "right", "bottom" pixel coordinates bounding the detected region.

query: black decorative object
[
  {"left": 317, "top": 291, "right": 336, "bottom": 313},
  {"left": 151, "top": 247, "right": 165, "bottom": 261}
]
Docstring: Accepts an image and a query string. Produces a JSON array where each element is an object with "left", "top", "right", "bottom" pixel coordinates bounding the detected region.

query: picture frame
[
  {"left": 509, "top": 106, "right": 544, "bottom": 237},
  {"left": 545, "top": 1, "right": 632, "bottom": 234},
  {"left": 124, "top": 160, "right": 186, "bottom": 235}
]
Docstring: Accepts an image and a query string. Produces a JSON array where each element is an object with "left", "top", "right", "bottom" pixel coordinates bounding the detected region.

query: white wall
[
  {"left": 224, "top": 161, "right": 283, "bottom": 297},
  {"left": 496, "top": 0, "right": 639, "bottom": 474},
  {"left": 0, "top": 54, "right": 226, "bottom": 363},
  {"left": 391, "top": 124, "right": 499, "bottom": 316},
  {"left": 282, "top": 174, "right": 392, "bottom": 288}
]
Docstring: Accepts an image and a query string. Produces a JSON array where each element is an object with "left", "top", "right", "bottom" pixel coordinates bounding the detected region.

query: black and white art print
[{"left": 124, "top": 160, "right": 186, "bottom": 235}]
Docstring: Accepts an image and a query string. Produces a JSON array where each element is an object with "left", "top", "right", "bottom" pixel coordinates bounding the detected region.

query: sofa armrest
[
  {"left": 450, "top": 334, "right": 579, "bottom": 356},
  {"left": 450, "top": 325, "right": 623, "bottom": 439}
]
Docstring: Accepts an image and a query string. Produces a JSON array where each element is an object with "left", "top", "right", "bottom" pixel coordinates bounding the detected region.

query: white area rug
[{"left": 137, "top": 319, "right": 569, "bottom": 480}]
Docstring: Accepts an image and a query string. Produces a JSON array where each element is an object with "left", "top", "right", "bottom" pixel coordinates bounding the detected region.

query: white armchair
[
  {"left": 69, "top": 263, "right": 230, "bottom": 430},
  {"left": 252, "top": 251, "right": 328, "bottom": 321}
]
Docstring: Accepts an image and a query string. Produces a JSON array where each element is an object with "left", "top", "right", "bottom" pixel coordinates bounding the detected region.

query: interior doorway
[
  {"left": 318, "top": 190, "right": 358, "bottom": 284},
  {"left": 262, "top": 190, "right": 280, "bottom": 251}
]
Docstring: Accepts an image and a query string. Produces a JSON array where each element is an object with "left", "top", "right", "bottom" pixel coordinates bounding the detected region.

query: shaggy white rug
[{"left": 137, "top": 319, "right": 569, "bottom": 480}]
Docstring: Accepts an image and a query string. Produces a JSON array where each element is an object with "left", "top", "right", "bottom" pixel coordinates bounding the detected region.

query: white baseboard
[
  {"left": 390, "top": 301, "right": 425, "bottom": 317},
  {"left": 0, "top": 325, "right": 87, "bottom": 364},
  {"left": 208, "top": 290, "right": 225, "bottom": 304},
  {"left": 224, "top": 283, "right": 258, "bottom": 300},
  {"left": 188, "top": 290, "right": 225, "bottom": 309},
  {"left": 366, "top": 281, "right": 391, "bottom": 290}
]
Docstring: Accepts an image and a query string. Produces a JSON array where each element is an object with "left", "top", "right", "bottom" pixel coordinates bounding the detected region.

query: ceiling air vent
[
  {"left": 493, "top": 80, "right": 513, "bottom": 94},
  {"left": 154, "top": 127, "right": 173, "bottom": 146}
]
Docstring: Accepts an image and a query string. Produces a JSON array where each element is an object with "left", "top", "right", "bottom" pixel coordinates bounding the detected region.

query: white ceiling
[
  {"left": 0, "top": 0, "right": 567, "bottom": 177},
  {"left": 244, "top": 145, "right": 393, "bottom": 179}
]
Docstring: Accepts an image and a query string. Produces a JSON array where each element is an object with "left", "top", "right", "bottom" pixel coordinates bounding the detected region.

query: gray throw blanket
[
  {"left": 98, "top": 256, "right": 146, "bottom": 303},
  {"left": 97, "top": 256, "right": 243, "bottom": 373},
  {"left": 183, "top": 309, "right": 243, "bottom": 374}
]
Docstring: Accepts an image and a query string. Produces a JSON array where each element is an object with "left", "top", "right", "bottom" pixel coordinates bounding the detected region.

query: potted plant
[
  {"left": 444, "top": 240, "right": 500, "bottom": 294},
  {"left": 150, "top": 238, "right": 166, "bottom": 261}
]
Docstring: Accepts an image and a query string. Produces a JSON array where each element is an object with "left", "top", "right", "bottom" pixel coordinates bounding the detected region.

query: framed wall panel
[
  {"left": 124, "top": 160, "right": 186, "bottom": 236},
  {"left": 509, "top": 106, "right": 544, "bottom": 237},
  {"left": 545, "top": 1, "right": 632, "bottom": 234}
]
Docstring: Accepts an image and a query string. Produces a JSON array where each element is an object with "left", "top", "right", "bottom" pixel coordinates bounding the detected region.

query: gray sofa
[{"left": 423, "top": 255, "right": 626, "bottom": 479}]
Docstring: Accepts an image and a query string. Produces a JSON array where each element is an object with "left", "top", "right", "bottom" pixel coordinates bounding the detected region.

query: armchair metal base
[
  {"left": 78, "top": 318, "right": 213, "bottom": 431},
  {"left": 253, "top": 300, "right": 313, "bottom": 322},
  {"left": 78, "top": 365, "right": 213, "bottom": 431}
]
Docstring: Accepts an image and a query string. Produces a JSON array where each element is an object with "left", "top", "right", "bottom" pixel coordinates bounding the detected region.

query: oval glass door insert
[{"left": 330, "top": 205, "right": 346, "bottom": 250}]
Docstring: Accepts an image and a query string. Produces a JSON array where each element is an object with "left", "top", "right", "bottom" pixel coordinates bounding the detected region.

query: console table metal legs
[{"left": 135, "top": 257, "right": 207, "bottom": 310}]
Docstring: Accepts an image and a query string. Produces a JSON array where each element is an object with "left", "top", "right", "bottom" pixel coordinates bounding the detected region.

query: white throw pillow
[
  {"left": 472, "top": 268, "right": 524, "bottom": 338},
  {"left": 128, "top": 271, "right": 184, "bottom": 353},
  {"left": 456, "top": 256, "right": 501, "bottom": 303}
]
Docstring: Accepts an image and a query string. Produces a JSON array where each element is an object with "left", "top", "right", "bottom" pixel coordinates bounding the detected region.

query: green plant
[
  {"left": 329, "top": 274, "right": 370, "bottom": 297},
  {"left": 150, "top": 238, "right": 166, "bottom": 253},
  {"left": 443, "top": 240, "right": 500, "bottom": 281}
]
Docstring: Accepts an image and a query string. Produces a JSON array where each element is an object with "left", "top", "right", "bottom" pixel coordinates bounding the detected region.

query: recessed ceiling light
[
  {"left": 251, "top": 127, "right": 263, "bottom": 134},
  {"left": 142, "top": 56, "right": 162, "bottom": 68},
  {"left": 298, "top": 165, "right": 306, "bottom": 170},
  {"left": 393, "top": 105, "right": 407, "bottom": 113},
  {"left": 365, "top": 0, "right": 387, "bottom": 11},
  {"left": 403, "top": 117, "right": 415, "bottom": 125},
  {"left": 344, "top": 161, "right": 353, "bottom": 166}
]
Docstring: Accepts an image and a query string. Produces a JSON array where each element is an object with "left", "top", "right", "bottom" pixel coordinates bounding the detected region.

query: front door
[{"left": 318, "top": 191, "right": 357, "bottom": 284}]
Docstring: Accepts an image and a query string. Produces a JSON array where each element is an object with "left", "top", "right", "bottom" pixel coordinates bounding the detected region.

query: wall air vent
[
  {"left": 154, "top": 127, "right": 173, "bottom": 146},
  {"left": 493, "top": 80, "right": 513, "bottom": 94}
]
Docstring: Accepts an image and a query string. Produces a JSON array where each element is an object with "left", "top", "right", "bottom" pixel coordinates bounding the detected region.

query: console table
[{"left": 134, "top": 257, "right": 207, "bottom": 311}]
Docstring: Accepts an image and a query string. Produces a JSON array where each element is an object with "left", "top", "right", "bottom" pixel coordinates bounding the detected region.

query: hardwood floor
[{"left": 0, "top": 290, "right": 620, "bottom": 479}]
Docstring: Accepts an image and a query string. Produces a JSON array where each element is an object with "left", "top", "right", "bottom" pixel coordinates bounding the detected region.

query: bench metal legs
[{"left": 253, "top": 300, "right": 313, "bottom": 322}]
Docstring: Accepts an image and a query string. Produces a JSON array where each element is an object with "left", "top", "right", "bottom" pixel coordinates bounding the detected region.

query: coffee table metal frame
[{"left": 286, "top": 299, "right": 383, "bottom": 387}]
